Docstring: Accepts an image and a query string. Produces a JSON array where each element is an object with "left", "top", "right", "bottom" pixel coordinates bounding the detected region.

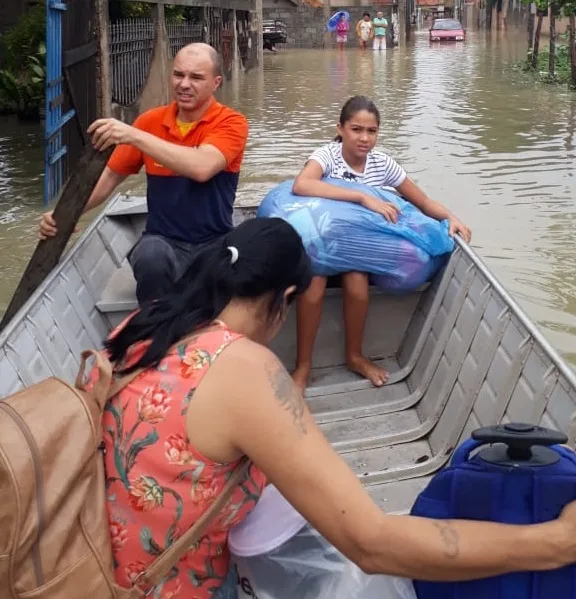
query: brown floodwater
[{"left": 1, "top": 28, "right": 575, "bottom": 365}]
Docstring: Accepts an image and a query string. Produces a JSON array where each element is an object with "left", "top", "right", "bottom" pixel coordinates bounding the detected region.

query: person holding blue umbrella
[{"left": 328, "top": 11, "right": 350, "bottom": 49}]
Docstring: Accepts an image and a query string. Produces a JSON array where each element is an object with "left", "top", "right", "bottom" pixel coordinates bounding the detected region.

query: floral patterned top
[{"left": 100, "top": 323, "right": 266, "bottom": 598}]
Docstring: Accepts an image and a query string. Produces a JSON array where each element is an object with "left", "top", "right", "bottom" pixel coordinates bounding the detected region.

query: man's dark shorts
[{"left": 128, "top": 233, "right": 208, "bottom": 304}]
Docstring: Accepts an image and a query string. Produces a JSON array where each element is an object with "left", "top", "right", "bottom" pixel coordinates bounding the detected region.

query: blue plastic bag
[{"left": 257, "top": 179, "right": 454, "bottom": 293}]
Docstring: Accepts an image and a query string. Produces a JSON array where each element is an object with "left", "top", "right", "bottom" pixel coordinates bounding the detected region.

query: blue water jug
[{"left": 410, "top": 423, "right": 576, "bottom": 599}]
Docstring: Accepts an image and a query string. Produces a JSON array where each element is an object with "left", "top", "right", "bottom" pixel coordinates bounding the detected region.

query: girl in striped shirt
[{"left": 291, "top": 95, "right": 471, "bottom": 391}]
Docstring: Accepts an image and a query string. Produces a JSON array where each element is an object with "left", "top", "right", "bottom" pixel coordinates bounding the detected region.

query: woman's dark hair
[
  {"left": 334, "top": 95, "right": 381, "bottom": 142},
  {"left": 106, "top": 217, "right": 312, "bottom": 373},
  {"left": 362, "top": 12, "right": 370, "bottom": 17}
]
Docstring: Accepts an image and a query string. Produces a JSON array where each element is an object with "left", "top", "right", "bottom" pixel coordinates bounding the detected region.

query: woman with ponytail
[
  {"left": 100, "top": 217, "right": 311, "bottom": 598},
  {"left": 100, "top": 217, "right": 576, "bottom": 598}
]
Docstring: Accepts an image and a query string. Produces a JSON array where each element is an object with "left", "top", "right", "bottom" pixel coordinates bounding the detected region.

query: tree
[
  {"left": 562, "top": 0, "right": 576, "bottom": 87},
  {"left": 532, "top": 0, "right": 548, "bottom": 69},
  {"left": 522, "top": 0, "right": 549, "bottom": 68},
  {"left": 523, "top": 0, "right": 576, "bottom": 87},
  {"left": 549, "top": 2, "right": 557, "bottom": 78}
]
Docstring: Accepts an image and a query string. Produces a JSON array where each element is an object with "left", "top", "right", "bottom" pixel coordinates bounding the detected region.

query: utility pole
[
  {"left": 398, "top": 0, "right": 407, "bottom": 46},
  {"left": 254, "top": 0, "right": 263, "bottom": 66}
]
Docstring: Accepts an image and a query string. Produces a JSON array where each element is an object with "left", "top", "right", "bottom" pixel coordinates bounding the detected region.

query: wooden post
[
  {"left": 202, "top": 6, "right": 210, "bottom": 44},
  {"left": 570, "top": 14, "right": 576, "bottom": 88},
  {"left": 0, "top": 146, "right": 114, "bottom": 331},
  {"left": 96, "top": 0, "right": 112, "bottom": 117},
  {"left": 549, "top": 2, "right": 556, "bottom": 78},
  {"left": 527, "top": 2, "right": 535, "bottom": 58},
  {"left": 532, "top": 10, "right": 544, "bottom": 69}
]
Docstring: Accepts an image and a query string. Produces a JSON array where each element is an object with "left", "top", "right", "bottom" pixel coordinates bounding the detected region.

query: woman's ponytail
[{"left": 105, "top": 239, "right": 237, "bottom": 373}]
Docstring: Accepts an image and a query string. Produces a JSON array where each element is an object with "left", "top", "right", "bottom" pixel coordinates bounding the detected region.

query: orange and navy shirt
[{"left": 107, "top": 100, "right": 249, "bottom": 245}]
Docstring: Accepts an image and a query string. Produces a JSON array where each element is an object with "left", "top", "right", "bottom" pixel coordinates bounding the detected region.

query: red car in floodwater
[{"left": 429, "top": 18, "right": 465, "bottom": 42}]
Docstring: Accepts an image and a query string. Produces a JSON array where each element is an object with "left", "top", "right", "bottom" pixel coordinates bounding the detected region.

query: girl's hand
[
  {"left": 448, "top": 216, "right": 472, "bottom": 243},
  {"left": 361, "top": 195, "right": 400, "bottom": 223}
]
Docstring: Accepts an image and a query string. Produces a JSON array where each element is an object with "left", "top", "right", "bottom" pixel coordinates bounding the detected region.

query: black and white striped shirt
[{"left": 308, "top": 142, "right": 407, "bottom": 189}]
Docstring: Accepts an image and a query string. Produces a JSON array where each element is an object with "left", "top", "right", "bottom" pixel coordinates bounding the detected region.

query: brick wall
[{"left": 263, "top": 2, "right": 394, "bottom": 48}]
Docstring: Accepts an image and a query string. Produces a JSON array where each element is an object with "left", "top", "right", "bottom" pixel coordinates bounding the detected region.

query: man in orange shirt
[{"left": 38, "top": 43, "right": 249, "bottom": 303}]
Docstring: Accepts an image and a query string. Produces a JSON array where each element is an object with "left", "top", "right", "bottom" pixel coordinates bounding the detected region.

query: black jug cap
[{"left": 472, "top": 423, "right": 567, "bottom": 467}]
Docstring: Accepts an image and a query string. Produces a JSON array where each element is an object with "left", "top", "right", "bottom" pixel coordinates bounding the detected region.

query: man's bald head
[
  {"left": 170, "top": 42, "right": 223, "bottom": 119},
  {"left": 175, "top": 43, "right": 223, "bottom": 78}
]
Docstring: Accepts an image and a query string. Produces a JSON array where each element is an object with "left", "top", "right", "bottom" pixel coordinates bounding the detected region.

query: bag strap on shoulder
[
  {"left": 76, "top": 321, "right": 232, "bottom": 406},
  {"left": 75, "top": 349, "right": 113, "bottom": 408},
  {"left": 132, "top": 457, "right": 251, "bottom": 594},
  {"left": 75, "top": 349, "right": 143, "bottom": 408}
]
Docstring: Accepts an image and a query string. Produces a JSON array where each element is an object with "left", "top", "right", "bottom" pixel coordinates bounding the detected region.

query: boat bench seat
[
  {"left": 98, "top": 264, "right": 430, "bottom": 313},
  {"left": 96, "top": 261, "right": 138, "bottom": 313}
]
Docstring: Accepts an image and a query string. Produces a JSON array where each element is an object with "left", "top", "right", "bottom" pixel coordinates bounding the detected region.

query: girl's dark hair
[
  {"left": 334, "top": 95, "right": 381, "bottom": 142},
  {"left": 106, "top": 217, "right": 312, "bottom": 373}
]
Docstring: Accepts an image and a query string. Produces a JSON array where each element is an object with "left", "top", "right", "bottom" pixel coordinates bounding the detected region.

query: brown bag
[{"left": 0, "top": 349, "right": 250, "bottom": 599}]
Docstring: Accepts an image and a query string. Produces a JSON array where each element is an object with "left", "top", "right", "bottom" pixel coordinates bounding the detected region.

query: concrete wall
[
  {"left": 540, "top": 12, "right": 570, "bottom": 37},
  {"left": 488, "top": 1, "right": 569, "bottom": 35},
  {"left": 263, "top": 0, "right": 395, "bottom": 47}
]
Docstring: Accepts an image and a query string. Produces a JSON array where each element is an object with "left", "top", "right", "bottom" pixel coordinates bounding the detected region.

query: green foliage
[
  {"left": 0, "top": 43, "right": 46, "bottom": 120},
  {"left": 516, "top": 39, "right": 572, "bottom": 85},
  {"left": 0, "top": 1, "right": 46, "bottom": 71},
  {"left": 119, "top": 1, "right": 152, "bottom": 18},
  {"left": 109, "top": 0, "right": 187, "bottom": 21},
  {"left": 0, "top": 1, "right": 46, "bottom": 116},
  {"left": 519, "top": 0, "right": 549, "bottom": 9},
  {"left": 522, "top": 0, "right": 576, "bottom": 16},
  {"left": 561, "top": 0, "right": 576, "bottom": 15},
  {"left": 536, "top": 43, "right": 571, "bottom": 83},
  {"left": 164, "top": 5, "right": 187, "bottom": 21}
]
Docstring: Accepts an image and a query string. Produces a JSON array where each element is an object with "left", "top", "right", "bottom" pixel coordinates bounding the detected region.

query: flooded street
[{"left": 1, "top": 29, "right": 575, "bottom": 365}]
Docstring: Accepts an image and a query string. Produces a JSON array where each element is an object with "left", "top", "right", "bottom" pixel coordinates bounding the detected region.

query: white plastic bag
[
  {"left": 230, "top": 486, "right": 416, "bottom": 599},
  {"left": 322, "top": 554, "right": 417, "bottom": 599},
  {"left": 233, "top": 523, "right": 416, "bottom": 599}
]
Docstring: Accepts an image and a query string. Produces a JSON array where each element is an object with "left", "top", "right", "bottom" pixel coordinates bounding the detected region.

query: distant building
[
  {"left": 417, "top": 0, "right": 455, "bottom": 21},
  {"left": 263, "top": 0, "right": 397, "bottom": 48}
]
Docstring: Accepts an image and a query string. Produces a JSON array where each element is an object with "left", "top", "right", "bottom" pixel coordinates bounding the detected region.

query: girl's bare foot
[
  {"left": 291, "top": 365, "right": 311, "bottom": 393},
  {"left": 347, "top": 355, "right": 389, "bottom": 387}
]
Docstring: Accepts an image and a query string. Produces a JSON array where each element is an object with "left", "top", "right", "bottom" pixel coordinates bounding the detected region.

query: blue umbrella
[{"left": 327, "top": 10, "right": 350, "bottom": 32}]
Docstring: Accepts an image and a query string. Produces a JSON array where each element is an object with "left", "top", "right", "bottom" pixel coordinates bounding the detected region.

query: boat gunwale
[
  {"left": 454, "top": 236, "right": 576, "bottom": 390},
  {"left": 0, "top": 194, "right": 124, "bottom": 347}
]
